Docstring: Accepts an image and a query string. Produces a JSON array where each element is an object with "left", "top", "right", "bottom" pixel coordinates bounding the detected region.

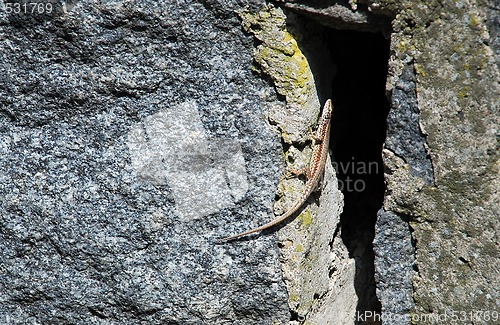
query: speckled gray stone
[
  {"left": 385, "top": 65, "right": 433, "bottom": 185},
  {"left": 0, "top": 0, "right": 290, "bottom": 324},
  {"left": 374, "top": 209, "right": 415, "bottom": 324}
]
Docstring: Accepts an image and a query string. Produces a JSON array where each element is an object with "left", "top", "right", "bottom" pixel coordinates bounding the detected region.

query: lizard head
[{"left": 322, "top": 99, "right": 333, "bottom": 120}]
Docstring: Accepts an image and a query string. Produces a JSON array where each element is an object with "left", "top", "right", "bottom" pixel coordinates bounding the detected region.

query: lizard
[{"left": 218, "top": 99, "right": 332, "bottom": 242}]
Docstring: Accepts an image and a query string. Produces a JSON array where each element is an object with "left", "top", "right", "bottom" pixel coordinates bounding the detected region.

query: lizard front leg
[{"left": 308, "top": 127, "right": 323, "bottom": 143}]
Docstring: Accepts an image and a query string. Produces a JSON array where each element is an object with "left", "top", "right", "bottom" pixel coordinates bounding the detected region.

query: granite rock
[{"left": 0, "top": 1, "right": 291, "bottom": 323}]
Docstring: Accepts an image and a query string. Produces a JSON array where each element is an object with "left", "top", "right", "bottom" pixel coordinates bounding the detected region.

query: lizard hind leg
[{"left": 286, "top": 166, "right": 312, "bottom": 180}]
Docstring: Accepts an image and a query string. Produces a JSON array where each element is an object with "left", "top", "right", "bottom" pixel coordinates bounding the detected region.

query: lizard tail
[{"left": 216, "top": 207, "right": 299, "bottom": 242}]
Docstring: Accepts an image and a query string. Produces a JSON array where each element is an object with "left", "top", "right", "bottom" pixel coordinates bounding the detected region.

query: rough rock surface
[
  {"left": 380, "top": 0, "right": 499, "bottom": 323},
  {"left": 485, "top": 0, "right": 500, "bottom": 68},
  {"left": 373, "top": 209, "right": 415, "bottom": 324},
  {"left": 1, "top": 0, "right": 499, "bottom": 324},
  {"left": 224, "top": 6, "right": 347, "bottom": 323},
  {"left": 384, "top": 65, "right": 433, "bottom": 184},
  {"left": 372, "top": 64, "right": 422, "bottom": 323},
  {"left": 0, "top": 0, "right": 292, "bottom": 323}
]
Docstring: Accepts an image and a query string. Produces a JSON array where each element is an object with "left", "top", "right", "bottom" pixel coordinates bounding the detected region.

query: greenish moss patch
[
  {"left": 297, "top": 209, "right": 313, "bottom": 227},
  {"left": 238, "top": 5, "right": 315, "bottom": 107}
]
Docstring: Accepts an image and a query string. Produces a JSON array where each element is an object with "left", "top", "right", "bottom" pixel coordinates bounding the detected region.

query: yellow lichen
[
  {"left": 414, "top": 63, "right": 426, "bottom": 77},
  {"left": 469, "top": 14, "right": 479, "bottom": 27},
  {"left": 457, "top": 86, "right": 469, "bottom": 99},
  {"left": 297, "top": 209, "right": 313, "bottom": 227},
  {"left": 238, "top": 5, "right": 314, "bottom": 107}
]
